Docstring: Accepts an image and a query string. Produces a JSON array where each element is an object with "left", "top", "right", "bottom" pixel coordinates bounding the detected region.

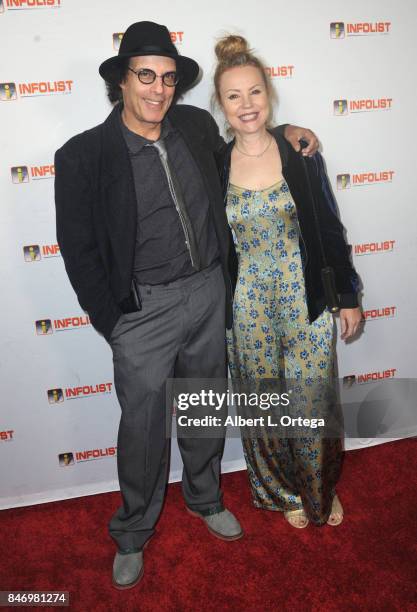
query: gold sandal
[
  {"left": 284, "top": 508, "right": 309, "bottom": 529},
  {"left": 327, "top": 494, "right": 344, "bottom": 526}
]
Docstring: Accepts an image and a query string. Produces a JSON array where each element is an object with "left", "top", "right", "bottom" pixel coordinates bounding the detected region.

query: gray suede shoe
[
  {"left": 187, "top": 508, "right": 243, "bottom": 541},
  {"left": 112, "top": 551, "right": 144, "bottom": 590}
]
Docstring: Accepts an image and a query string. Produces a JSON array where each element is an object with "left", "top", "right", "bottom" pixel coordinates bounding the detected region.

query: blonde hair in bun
[
  {"left": 213, "top": 34, "right": 275, "bottom": 130},
  {"left": 214, "top": 35, "right": 250, "bottom": 62}
]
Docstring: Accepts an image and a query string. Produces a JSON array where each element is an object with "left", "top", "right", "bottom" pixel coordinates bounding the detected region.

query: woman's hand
[
  {"left": 284, "top": 125, "right": 319, "bottom": 156},
  {"left": 339, "top": 307, "right": 363, "bottom": 340}
]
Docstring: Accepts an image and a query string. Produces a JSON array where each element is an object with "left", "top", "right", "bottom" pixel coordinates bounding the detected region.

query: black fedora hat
[{"left": 99, "top": 21, "right": 200, "bottom": 93}]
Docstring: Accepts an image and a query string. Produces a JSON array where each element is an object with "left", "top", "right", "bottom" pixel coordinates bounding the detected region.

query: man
[{"left": 54, "top": 21, "right": 318, "bottom": 589}]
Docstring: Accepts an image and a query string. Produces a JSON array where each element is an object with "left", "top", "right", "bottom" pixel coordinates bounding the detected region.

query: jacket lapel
[
  {"left": 169, "top": 110, "right": 223, "bottom": 211},
  {"left": 269, "top": 128, "right": 312, "bottom": 229},
  {"left": 100, "top": 106, "right": 137, "bottom": 269}
]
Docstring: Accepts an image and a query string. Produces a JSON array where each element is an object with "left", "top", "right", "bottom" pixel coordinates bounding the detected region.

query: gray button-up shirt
[{"left": 119, "top": 111, "right": 220, "bottom": 284}]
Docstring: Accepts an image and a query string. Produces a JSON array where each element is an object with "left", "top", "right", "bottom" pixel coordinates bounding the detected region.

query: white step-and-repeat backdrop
[{"left": 1, "top": 0, "right": 416, "bottom": 509}]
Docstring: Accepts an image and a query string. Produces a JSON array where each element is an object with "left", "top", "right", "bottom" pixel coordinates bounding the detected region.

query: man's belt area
[{"left": 118, "top": 259, "right": 221, "bottom": 315}]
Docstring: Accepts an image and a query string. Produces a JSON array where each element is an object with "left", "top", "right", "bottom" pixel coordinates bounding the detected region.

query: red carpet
[{"left": 1, "top": 439, "right": 416, "bottom": 611}]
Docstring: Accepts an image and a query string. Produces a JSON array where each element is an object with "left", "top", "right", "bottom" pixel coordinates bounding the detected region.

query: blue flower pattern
[{"left": 225, "top": 180, "right": 341, "bottom": 524}]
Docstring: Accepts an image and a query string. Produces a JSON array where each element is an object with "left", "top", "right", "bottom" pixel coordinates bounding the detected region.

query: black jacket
[
  {"left": 218, "top": 128, "right": 360, "bottom": 323},
  {"left": 54, "top": 104, "right": 235, "bottom": 340}
]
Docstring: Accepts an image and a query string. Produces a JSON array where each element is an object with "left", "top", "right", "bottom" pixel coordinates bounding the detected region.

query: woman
[{"left": 214, "top": 35, "right": 362, "bottom": 528}]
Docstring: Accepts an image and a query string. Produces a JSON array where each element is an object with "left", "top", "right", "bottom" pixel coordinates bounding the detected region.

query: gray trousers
[{"left": 108, "top": 262, "right": 227, "bottom": 552}]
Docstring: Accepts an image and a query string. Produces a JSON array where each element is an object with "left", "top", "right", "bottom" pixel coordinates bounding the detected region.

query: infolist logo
[
  {"left": 357, "top": 368, "right": 397, "bottom": 384},
  {"left": 11, "top": 166, "right": 29, "bottom": 183},
  {"left": 330, "top": 22, "right": 345, "bottom": 38},
  {"left": 0, "top": 430, "right": 14, "bottom": 441},
  {"left": 35, "top": 319, "right": 53, "bottom": 335},
  {"left": 18, "top": 80, "right": 73, "bottom": 97},
  {"left": 0, "top": 82, "right": 17, "bottom": 101},
  {"left": 113, "top": 33, "right": 123, "bottom": 51},
  {"left": 64, "top": 383, "right": 112, "bottom": 399},
  {"left": 23, "top": 244, "right": 60, "bottom": 261},
  {"left": 23, "top": 245, "right": 41, "bottom": 261},
  {"left": 11, "top": 164, "right": 54, "bottom": 182},
  {"left": 354, "top": 240, "right": 395, "bottom": 256},
  {"left": 333, "top": 99, "right": 348, "bottom": 115},
  {"left": 343, "top": 368, "right": 397, "bottom": 386},
  {"left": 75, "top": 447, "right": 117, "bottom": 462},
  {"left": 362, "top": 306, "right": 397, "bottom": 322},
  {"left": 334, "top": 98, "right": 393, "bottom": 115},
  {"left": 1, "top": 80, "right": 73, "bottom": 99},
  {"left": 170, "top": 32, "right": 184, "bottom": 44},
  {"left": 36, "top": 315, "right": 90, "bottom": 333},
  {"left": 59, "top": 448, "right": 117, "bottom": 465},
  {"left": 48, "top": 388, "right": 64, "bottom": 404},
  {"left": 59, "top": 452, "right": 74, "bottom": 467},
  {"left": 343, "top": 374, "right": 356, "bottom": 389},
  {"left": 337, "top": 171, "right": 394, "bottom": 188},
  {"left": 112, "top": 31, "right": 183, "bottom": 51},
  {"left": 47, "top": 382, "right": 113, "bottom": 403},
  {"left": 4, "top": 0, "right": 61, "bottom": 10},
  {"left": 337, "top": 174, "right": 351, "bottom": 190},
  {"left": 265, "top": 65, "right": 295, "bottom": 79},
  {"left": 331, "top": 21, "right": 391, "bottom": 38},
  {"left": 53, "top": 315, "right": 91, "bottom": 332}
]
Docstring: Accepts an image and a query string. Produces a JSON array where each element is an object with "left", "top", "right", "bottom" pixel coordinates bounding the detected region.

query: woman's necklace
[{"left": 235, "top": 135, "right": 273, "bottom": 158}]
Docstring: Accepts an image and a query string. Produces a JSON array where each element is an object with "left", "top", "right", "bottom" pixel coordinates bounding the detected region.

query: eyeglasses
[{"left": 127, "top": 67, "right": 179, "bottom": 87}]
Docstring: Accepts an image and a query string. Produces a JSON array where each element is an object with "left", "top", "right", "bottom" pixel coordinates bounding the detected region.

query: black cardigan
[{"left": 218, "top": 128, "right": 360, "bottom": 323}]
